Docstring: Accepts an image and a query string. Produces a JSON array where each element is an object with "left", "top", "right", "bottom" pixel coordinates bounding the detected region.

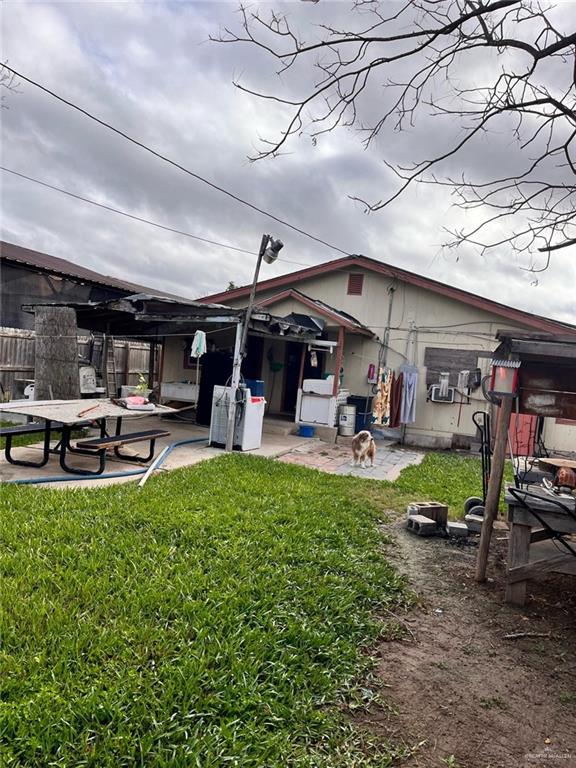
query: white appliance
[
  {"left": 209, "top": 385, "right": 266, "bottom": 451},
  {"left": 302, "top": 377, "right": 334, "bottom": 395},
  {"left": 160, "top": 382, "right": 199, "bottom": 403},
  {"left": 295, "top": 377, "right": 338, "bottom": 427}
]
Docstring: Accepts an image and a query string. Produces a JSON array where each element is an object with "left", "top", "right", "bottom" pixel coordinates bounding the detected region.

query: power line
[
  {"left": 3, "top": 64, "right": 351, "bottom": 258},
  {"left": 1, "top": 165, "right": 314, "bottom": 268}
]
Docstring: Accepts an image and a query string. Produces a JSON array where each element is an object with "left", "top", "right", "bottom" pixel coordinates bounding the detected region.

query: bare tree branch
[
  {"left": 0, "top": 63, "right": 20, "bottom": 109},
  {"left": 215, "top": 0, "right": 576, "bottom": 269}
]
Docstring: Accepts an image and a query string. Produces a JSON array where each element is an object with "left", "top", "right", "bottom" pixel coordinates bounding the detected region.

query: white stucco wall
[{"left": 542, "top": 419, "right": 576, "bottom": 453}]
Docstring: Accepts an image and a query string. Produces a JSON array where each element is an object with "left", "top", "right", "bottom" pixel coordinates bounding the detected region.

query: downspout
[{"left": 380, "top": 281, "right": 397, "bottom": 370}]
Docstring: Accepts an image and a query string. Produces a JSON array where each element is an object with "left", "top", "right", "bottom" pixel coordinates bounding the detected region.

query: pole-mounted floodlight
[{"left": 263, "top": 237, "right": 284, "bottom": 264}]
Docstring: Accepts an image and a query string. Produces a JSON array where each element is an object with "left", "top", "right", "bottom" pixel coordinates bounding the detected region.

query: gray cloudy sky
[{"left": 1, "top": 1, "right": 574, "bottom": 323}]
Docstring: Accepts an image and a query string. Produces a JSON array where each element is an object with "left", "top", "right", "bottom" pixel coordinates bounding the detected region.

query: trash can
[
  {"left": 347, "top": 395, "right": 373, "bottom": 433},
  {"left": 338, "top": 405, "right": 356, "bottom": 436}
]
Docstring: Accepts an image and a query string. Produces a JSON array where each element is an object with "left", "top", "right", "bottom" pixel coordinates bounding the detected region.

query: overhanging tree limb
[{"left": 216, "top": 0, "right": 576, "bottom": 268}]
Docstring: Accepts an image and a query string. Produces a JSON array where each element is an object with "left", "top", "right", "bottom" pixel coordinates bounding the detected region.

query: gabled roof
[
  {"left": 256, "top": 288, "right": 374, "bottom": 336},
  {"left": 201, "top": 254, "right": 576, "bottom": 336},
  {"left": 1, "top": 240, "right": 192, "bottom": 302}
]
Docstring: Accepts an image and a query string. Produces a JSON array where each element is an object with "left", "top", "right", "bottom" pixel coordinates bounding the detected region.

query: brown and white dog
[{"left": 351, "top": 430, "right": 376, "bottom": 468}]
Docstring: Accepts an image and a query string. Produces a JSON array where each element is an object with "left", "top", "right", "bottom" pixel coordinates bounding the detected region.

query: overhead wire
[
  {"left": 2, "top": 65, "right": 351, "bottom": 258},
  {"left": 1, "top": 166, "right": 315, "bottom": 268}
]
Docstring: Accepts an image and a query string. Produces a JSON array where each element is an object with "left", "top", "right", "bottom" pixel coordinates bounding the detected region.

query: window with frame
[{"left": 347, "top": 273, "right": 364, "bottom": 295}]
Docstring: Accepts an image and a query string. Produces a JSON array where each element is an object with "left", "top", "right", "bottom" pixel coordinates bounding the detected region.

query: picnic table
[
  {"left": 0, "top": 399, "right": 174, "bottom": 476},
  {"left": 504, "top": 486, "right": 576, "bottom": 605}
]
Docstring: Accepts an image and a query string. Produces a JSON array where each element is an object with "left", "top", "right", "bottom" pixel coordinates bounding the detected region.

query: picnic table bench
[{"left": 73, "top": 429, "right": 170, "bottom": 474}]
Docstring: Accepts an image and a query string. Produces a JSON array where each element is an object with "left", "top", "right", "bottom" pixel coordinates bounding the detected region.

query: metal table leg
[
  {"left": 59, "top": 424, "right": 107, "bottom": 476},
  {"left": 4, "top": 420, "right": 52, "bottom": 468}
]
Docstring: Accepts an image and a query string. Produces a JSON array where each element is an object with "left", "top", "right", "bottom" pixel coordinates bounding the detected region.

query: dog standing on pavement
[{"left": 351, "top": 430, "right": 376, "bottom": 468}]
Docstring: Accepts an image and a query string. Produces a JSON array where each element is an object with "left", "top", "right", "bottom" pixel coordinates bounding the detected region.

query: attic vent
[{"left": 347, "top": 273, "right": 364, "bottom": 296}]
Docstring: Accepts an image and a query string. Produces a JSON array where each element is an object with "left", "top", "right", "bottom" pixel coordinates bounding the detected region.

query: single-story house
[{"left": 201, "top": 254, "right": 576, "bottom": 453}]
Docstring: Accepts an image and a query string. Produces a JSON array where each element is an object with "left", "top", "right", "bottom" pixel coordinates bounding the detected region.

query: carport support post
[
  {"left": 475, "top": 395, "right": 513, "bottom": 582},
  {"left": 225, "top": 320, "right": 244, "bottom": 452},
  {"left": 333, "top": 326, "right": 345, "bottom": 395}
]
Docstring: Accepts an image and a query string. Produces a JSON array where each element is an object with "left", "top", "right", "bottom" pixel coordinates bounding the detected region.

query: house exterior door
[{"left": 508, "top": 412, "right": 537, "bottom": 456}]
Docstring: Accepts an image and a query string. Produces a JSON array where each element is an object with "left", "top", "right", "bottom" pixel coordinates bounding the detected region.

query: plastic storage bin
[
  {"left": 298, "top": 424, "right": 315, "bottom": 438},
  {"left": 244, "top": 379, "right": 265, "bottom": 397}
]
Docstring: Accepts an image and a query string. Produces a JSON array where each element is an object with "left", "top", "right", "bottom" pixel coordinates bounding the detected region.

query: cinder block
[
  {"left": 406, "top": 501, "right": 448, "bottom": 527},
  {"left": 407, "top": 514, "right": 437, "bottom": 537},
  {"left": 465, "top": 514, "right": 484, "bottom": 533},
  {"left": 446, "top": 521, "right": 469, "bottom": 538}
]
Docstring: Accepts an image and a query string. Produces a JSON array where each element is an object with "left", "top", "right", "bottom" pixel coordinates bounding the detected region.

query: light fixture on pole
[
  {"left": 225, "top": 234, "right": 284, "bottom": 452},
  {"left": 262, "top": 237, "right": 284, "bottom": 264}
]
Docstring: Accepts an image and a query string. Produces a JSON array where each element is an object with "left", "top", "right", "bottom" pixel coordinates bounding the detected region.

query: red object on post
[{"left": 490, "top": 360, "right": 520, "bottom": 397}]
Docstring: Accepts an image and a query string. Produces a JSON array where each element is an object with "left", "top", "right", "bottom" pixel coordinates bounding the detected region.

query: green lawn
[{"left": 0, "top": 451, "right": 504, "bottom": 767}]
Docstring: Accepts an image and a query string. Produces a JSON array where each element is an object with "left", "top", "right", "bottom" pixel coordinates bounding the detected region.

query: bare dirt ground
[{"left": 355, "top": 519, "right": 576, "bottom": 768}]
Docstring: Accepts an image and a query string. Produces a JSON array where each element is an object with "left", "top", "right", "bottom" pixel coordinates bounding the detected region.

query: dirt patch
[{"left": 354, "top": 519, "right": 576, "bottom": 768}]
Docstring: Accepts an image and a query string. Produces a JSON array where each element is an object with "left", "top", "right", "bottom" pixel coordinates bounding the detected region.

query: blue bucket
[{"left": 298, "top": 425, "right": 315, "bottom": 438}]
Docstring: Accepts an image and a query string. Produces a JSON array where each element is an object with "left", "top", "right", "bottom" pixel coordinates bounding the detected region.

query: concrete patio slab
[
  {"left": 278, "top": 439, "right": 425, "bottom": 480},
  {"left": 0, "top": 416, "right": 310, "bottom": 489}
]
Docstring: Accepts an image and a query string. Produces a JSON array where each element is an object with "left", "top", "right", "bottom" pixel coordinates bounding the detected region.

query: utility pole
[{"left": 224, "top": 234, "right": 283, "bottom": 452}]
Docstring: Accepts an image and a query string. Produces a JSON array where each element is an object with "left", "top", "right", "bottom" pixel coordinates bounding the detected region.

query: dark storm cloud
[{"left": 1, "top": 1, "right": 574, "bottom": 322}]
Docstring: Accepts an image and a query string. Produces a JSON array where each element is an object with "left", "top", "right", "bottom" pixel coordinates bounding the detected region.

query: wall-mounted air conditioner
[{"left": 429, "top": 385, "right": 455, "bottom": 404}]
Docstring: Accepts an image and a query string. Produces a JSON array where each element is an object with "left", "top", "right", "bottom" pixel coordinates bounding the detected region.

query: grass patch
[
  {"left": 1, "top": 455, "right": 411, "bottom": 767},
  {"left": 479, "top": 696, "right": 508, "bottom": 711},
  {"left": 354, "top": 452, "right": 514, "bottom": 517}
]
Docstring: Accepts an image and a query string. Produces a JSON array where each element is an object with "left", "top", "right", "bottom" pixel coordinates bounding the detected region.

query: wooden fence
[{"left": 0, "top": 327, "right": 154, "bottom": 399}]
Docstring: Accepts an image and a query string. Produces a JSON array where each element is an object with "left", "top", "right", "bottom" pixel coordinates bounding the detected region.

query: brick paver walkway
[{"left": 278, "top": 439, "right": 424, "bottom": 480}]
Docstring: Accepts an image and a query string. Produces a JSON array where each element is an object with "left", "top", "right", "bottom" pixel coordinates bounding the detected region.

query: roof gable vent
[{"left": 347, "top": 273, "right": 364, "bottom": 296}]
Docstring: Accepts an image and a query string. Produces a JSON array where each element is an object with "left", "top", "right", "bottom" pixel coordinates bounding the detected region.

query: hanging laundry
[
  {"left": 389, "top": 371, "right": 404, "bottom": 428},
  {"left": 400, "top": 364, "right": 418, "bottom": 424},
  {"left": 190, "top": 330, "right": 207, "bottom": 358},
  {"left": 371, "top": 367, "right": 393, "bottom": 426}
]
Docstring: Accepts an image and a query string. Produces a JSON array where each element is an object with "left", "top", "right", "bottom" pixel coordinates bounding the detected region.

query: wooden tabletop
[
  {"left": 505, "top": 485, "right": 575, "bottom": 513},
  {"left": 0, "top": 399, "right": 174, "bottom": 425},
  {"left": 538, "top": 456, "right": 576, "bottom": 471}
]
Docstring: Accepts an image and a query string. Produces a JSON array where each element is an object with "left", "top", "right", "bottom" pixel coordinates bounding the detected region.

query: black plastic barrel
[{"left": 347, "top": 395, "right": 373, "bottom": 433}]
